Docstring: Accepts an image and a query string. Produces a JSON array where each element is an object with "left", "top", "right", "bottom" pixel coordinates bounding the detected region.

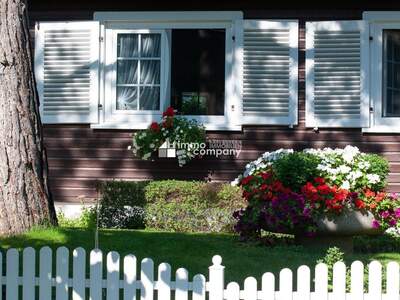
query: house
[{"left": 29, "top": 0, "right": 400, "bottom": 212}]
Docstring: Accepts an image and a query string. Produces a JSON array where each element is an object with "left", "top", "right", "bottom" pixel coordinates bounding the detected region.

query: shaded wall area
[{"left": 29, "top": 1, "right": 400, "bottom": 202}]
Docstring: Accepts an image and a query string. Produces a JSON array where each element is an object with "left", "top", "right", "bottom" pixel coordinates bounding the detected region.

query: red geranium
[
  {"left": 163, "top": 106, "right": 175, "bottom": 117},
  {"left": 149, "top": 122, "right": 160, "bottom": 132}
]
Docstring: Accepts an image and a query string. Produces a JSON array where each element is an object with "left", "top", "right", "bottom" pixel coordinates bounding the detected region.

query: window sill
[
  {"left": 90, "top": 122, "right": 242, "bottom": 131},
  {"left": 362, "top": 126, "right": 400, "bottom": 133}
]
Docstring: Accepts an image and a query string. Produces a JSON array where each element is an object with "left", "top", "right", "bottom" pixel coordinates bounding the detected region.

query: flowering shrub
[
  {"left": 233, "top": 171, "right": 317, "bottom": 238},
  {"left": 305, "top": 146, "right": 389, "bottom": 191},
  {"left": 233, "top": 146, "right": 399, "bottom": 239},
  {"left": 131, "top": 107, "right": 206, "bottom": 166}
]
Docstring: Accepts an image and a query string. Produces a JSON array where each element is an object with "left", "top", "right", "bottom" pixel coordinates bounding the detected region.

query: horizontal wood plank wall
[{"left": 29, "top": 3, "right": 400, "bottom": 202}]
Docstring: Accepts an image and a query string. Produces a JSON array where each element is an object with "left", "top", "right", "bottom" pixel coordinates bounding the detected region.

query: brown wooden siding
[{"left": 30, "top": 1, "right": 400, "bottom": 203}]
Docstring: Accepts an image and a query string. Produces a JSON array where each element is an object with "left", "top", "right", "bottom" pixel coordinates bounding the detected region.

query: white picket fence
[{"left": 1, "top": 246, "right": 400, "bottom": 300}]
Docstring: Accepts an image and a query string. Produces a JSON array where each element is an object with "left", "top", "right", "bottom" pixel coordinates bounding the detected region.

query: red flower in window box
[
  {"left": 163, "top": 106, "right": 175, "bottom": 117},
  {"left": 149, "top": 122, "right": 160, "bottom": 132}
]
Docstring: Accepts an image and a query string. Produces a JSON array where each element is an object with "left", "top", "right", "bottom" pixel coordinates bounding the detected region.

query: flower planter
[
  {"left": 315, "top": 209, "right": 382, "bottom": 236},
  {"left": 296, "top": 209, "right": 382, "bottom": 253}
]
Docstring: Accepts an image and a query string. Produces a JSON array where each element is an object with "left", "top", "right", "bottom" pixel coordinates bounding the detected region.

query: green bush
[
  {"left": 96, "top": 180, "right": 149, "bottom": 229},
  {"left": 57, "top": 206, "right": 97, "bottom": 229},
  {"left": 272, "top": 152, "right": 321, "bottom": 191},
  {"left": 144, "top": 180, "right": 245, "bottom": 232},
  {"left": 362, "top": 153, "right": 390, "bottom": 191}
]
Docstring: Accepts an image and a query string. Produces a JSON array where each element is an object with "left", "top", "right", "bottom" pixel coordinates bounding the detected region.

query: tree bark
[{"left": 0, "top": 0, "right": 57, "bottom": 235}]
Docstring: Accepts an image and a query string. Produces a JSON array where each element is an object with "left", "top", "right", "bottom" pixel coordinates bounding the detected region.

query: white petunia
[
  {"left": 342, "top": 145, "right": 360, "bottom": 163},
  {"left": 341, "top": 180, "right": 350, "bottom": 190},
  {"left": 339, "top": 165, "right": 351, "bottom": 174},
  {"left": 367, "top": 174, "right": 380, "bottom": 184}
]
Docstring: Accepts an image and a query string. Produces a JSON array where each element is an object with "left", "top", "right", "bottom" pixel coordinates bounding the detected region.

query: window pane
[
  {"left": 171, "top": 29, "right": 226, "bottom": 116},
  {"left": 116, "top": 87, "right": 137, "bottom": 110},
  {"left": 383, "top": 30, "right": 400, "bottom": 117},
  {"left": 140, "top": 60, "right": 160, "bottom": 84},
  {"left": 141, "top": 34, "right": 161, "bottom": 57},
  {"left": 117, "top": 60, "right": 138, "bottom": 84},
  {"left": 139, "top": 87, "right": 160, "bottom": 110},
  {"left": 117, "top": 34, "right": 139, "bottom": 57}
]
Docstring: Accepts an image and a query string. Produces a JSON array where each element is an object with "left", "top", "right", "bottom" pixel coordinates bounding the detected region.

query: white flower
[
  {"left": 149, "top": 143, "right": 155, "bottom": 149},
  {"left": 358, "top": 161, "right": 371, "bottom": 170},
  {"left": 367, "top": 174, "right": 380, "bottom": 184},
  {"left": 341, "top": 181, "right": 350, "bottom": 190},
  {"left": 342, "top": 145, "right": 359, "bottom": 163},
  {"left": 127, "top": 145, "right": 132, "bottom": 150},
  {"left": 339, "top": 165, "right": 351, "bottom": 174},
  {"left": 348, "top": 170, "right": 363, "bottom": 181}
]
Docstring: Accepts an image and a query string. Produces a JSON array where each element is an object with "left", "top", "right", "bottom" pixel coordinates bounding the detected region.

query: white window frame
[
  {"left": 107, "top": 29, "right": 168, "bottom": 119},
  {"left": 92, "top": 11, "right": 243, "bottom": 131},
  {"left": 363, "top": 12, "right": 400, "bottom": 133}
]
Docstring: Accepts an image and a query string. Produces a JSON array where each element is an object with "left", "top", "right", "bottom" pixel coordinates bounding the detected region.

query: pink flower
[
  {"left": 395, "top": 208, "right": 400, "bottom": 218},
  {"left": 372, "top": 220, "right": 380, "bottom": 229},
  {"left": 381, "top": 211, "right": 390, "bottom": 218}
]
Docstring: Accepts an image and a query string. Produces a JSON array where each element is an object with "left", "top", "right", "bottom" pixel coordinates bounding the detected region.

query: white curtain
[{"left": 116, "top": 34, "right": 161, "bottom": 110}]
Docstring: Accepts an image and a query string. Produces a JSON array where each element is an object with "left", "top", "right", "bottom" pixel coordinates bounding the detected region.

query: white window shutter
[
  {"left": 34, "top": 21, "right": 100, "bottom": 124},
  {"left": 305, "top": 21, "right": 370, "bottom": 128},
  {"left": 242, "top": 20, "right": 298, "bottom": 125}
]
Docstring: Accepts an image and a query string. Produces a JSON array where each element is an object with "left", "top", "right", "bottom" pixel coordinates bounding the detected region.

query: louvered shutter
[
  {"left": 305, "top": 21, "right": 369, "bottom": 128},
  {"left": 242, "top": 20, "right": 298, "bottom": 125},
  {"left": 34, "top": 22, "right": 100, "bottom": 124}
]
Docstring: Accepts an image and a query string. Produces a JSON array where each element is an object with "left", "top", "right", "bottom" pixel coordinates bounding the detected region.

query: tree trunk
[{"left": 0, "top": 0, "right": 57, "bottom": 235}]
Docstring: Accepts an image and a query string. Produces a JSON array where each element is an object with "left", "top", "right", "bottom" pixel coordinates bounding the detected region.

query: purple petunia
[{"left": 372, "top": 219, "right": 380, "bottom": 229}]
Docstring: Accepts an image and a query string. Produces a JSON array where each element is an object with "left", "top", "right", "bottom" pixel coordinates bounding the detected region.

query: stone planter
[
  {"left": 316, "top": 209, "right": 381, "bottom": 236},
  {"left": 296, "top": 209, "right": 382, "bottom": 253}
]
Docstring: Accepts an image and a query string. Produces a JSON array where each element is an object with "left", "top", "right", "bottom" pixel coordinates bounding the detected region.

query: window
[
  {"left": 363, "top": 12, "right": 400, "bottom": 132},
  {"left": 382, "top": 30, "right": 400, "bottom": 117},
  {"left": 96, "top": 12, "right": 243, "bottom": 130},
  {"left": 171, "top": 29, "right": 226, "bottom": 116},
  {"left": 116, "top": 33, "right": 161, "bottom": 111}
]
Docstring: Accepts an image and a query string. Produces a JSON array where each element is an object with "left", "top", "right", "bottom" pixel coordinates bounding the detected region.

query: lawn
[{"left": 1, "top": 227, "right": 400, "bottom": 284}]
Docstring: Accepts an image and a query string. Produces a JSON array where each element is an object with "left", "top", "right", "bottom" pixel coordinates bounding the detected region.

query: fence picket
[
  {"left": 39, "top": 247, "right": 52, "bottom": 300},
  {"left": 141, "top": 258, "right": 154, "bottom": 300},
  {"left": 90, "top": 249, "right": 103, "bottom": 300},
  {"left": 332, "top": 262, "right": 346, "bottom": 300},
  {"left": 3, "top": 246, "right": 400, "bottom": 300},
  {"left": 279, "top": 268, "right": 293, "bottom": 300},
  {"left": 386, "top": 262, "right": 400, "bottom": 299},
  {"left": 192, "top": 274, "right": 206, "bottom": 300},
  {"left": 176, "top": 268, "right": 189, "bottom": 300},
  {"left": 209, "top": 255, "right": 224, "bottom": 300},
  {"left": 107, "top": 251, "right": 120, "bottom": 300},
  {"left": 72, "top": 248, "right": 86, "bottom": 300},
  {"left": 6, "top": 249, "right": 18, "bottom": 300},
  {"left": 226, "top": 282, "right": 240, "bottom": 300},
  {"left": 22, "top": 247, "right": 35, "bottom": 300},
  {"left": 369, "top": 261, "right": 382, "bottom": 300},
  {"left": 124, "top": 255, "right": 137, "bottom": 300},
  {"left": 157, "top": 263, "right": 171, "bottom": 300},
  {"left": 56, "top": 247, "right": 69, "bottom": 300},
  {"left": 314, "top": 263, "right": 328, "bottom": 300},
  {"left": 261, "top": 272, "right": 275, "bottom": 300},
  {"left": 350, "top": 261, "right": 364, "bottom": 300},
  {"left": 0, "top": 251, "right": 2, "bottom": 300},
  {"left": 244, "top": 277, "right": 257, "bottom": 300},
  {"left": 297, "top": 265, "right": 310, "bottom": 300}
]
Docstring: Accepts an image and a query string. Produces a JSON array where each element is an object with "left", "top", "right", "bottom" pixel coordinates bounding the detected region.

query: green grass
[{"left": 1, "top": 227, "right": 400, "bottom": 284}]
